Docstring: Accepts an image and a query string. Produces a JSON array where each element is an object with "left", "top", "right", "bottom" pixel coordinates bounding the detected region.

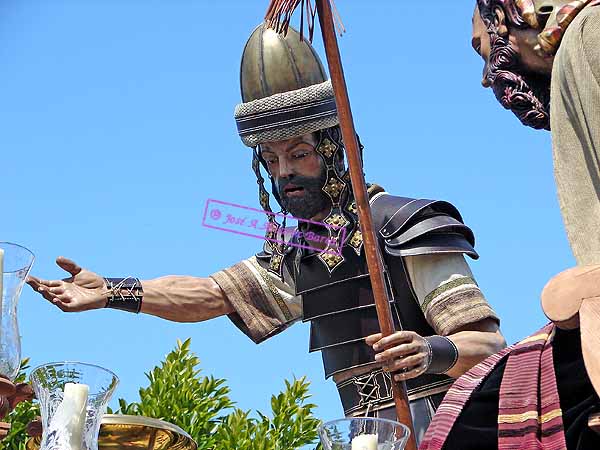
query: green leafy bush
[
  {"left": 212, "top": 378, "right": 320, "bottom": 450},
  {"left": 109, "top": 339, "right": 234, "bottom": 449},
  {"left": 1, "top": 340, "right": 321, "bottom": 450},
  {"left": 109, "top": 338, "right": 321, "bottom": 450}
]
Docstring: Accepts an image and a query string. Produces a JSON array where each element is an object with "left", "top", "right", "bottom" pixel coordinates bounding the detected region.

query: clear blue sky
[{"left": 1, "top": 0, "right": 573, "bottom": 427}]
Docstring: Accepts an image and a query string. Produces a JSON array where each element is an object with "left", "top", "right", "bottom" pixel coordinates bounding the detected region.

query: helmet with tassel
[{"left": 235, "top": 23, "right": 366, "bottom": 276}]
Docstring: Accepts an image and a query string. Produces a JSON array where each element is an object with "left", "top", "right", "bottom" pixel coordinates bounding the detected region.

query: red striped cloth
[
  {"left": 540, "top": 333, "right": 566, "bottom": 450},
  {"left": 497, "top": 323, "right": 566, "bottom": 449},
  {"left": 420, "top": 323, "right": 566, "bottom": 450},
  {"left": 419, "top": 344, "right": 514, "bottom": 449}
]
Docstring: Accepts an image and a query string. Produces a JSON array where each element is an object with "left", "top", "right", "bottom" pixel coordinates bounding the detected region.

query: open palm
[{"left": 26, "top": 257, "right": 108, "bottom": 312}]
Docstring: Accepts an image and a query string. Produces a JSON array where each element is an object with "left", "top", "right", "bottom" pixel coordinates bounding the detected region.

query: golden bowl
[{"left": 26, "top": 414, "right": 197, "bottom": 450}]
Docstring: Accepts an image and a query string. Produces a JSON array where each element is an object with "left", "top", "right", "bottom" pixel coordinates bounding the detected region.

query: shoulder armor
[{"left": 371, "top": 194, "right": 478, "bottom": 259}]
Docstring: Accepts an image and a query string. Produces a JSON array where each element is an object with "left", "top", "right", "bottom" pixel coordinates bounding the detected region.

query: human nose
[
  {"left": 481, "top": 65, "right": 492, "bottom": 88},
  {"left": 278, "top": 157, "right": 295, "bottom": 178}
]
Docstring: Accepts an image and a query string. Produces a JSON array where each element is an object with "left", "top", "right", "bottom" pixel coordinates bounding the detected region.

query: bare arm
[
  {"left": 27, "top": 257, "right": 233, "bottom": 323},
  {"left": 445, "top": 318, "right": 505, "bottom": 378},
  {"left": 140, "top": 276, "right": 233, "bottom": 322}
]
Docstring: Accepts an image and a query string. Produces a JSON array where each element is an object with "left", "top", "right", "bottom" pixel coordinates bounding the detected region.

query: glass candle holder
[
  {"left": 0, "top": 242, "right": 35, "bottom": 383},
  {"left": 318, "top": 417, "right": 410, "bottom": 450},
  {"left": 31, "top": 362, "right": 119, "bottom": 450}
]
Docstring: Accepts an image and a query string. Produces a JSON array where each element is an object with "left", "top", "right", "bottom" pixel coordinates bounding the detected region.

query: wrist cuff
[
  {"left": 104, "top": 277, "right": 143, "bottom": 314},
  {"left": 424, "top": 335, "right": 459, "bottom": 374}
]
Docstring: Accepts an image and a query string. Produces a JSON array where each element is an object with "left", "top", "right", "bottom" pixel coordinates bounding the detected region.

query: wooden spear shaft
[{"left": 314, "top": 1, "right": 417, "bottom": 448}]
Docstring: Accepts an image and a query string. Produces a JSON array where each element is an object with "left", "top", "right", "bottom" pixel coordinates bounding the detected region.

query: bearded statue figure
[
  {"left": 419, "top": 2, "right": 600, "bottom": 449},
  {"left": 230, "top": 25, "right": 507, "bottom": 445},
  {"left": 25, "top": 22, "right": 507, "bottom": 447},
  {"left": 472, "top": 0, "right": 600, "bottom": 266}
]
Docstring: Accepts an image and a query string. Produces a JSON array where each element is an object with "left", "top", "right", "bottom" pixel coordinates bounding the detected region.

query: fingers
[
  {"left": 371, "top": 331, "right": 416, "bottom": 351},
  {"left": 367, "top": 331, "right": 429, "bottom": 381},
  {"left": 28, "top": 280, "right": 72, "bottom": 310},
  {"left": 39, "top": 288, "right": 63, "bottom": 305},
  {"left": 393, "top": 358, "right": 429, "bottom": 381},
  {"left": 56, "top": 256, "right": 82, "bottom": 277},
  {"left": 365, "top": 333, "right": 382, "bottom": 345},
  {"left": 47, "top": 297, "right": 71, "bottom": 311},
  {"left": 374, "top": 342, "right": 421, "bottom": 363},
  {"left": 33, "top": 282, "right": 65, "bottom": 297},
  {"left": 383, "top": 353, "right": 426, "bottom": 372},
  {"left": 47, "top": 286, "right": 65, "bottom": 296},
  {"left": 26, "top": 277, "right": 39, "bottom": 291},
  {"left": 55, "top": 293, "right": 73, "bottom": 304},
  {"left": 31, "top": 283, "right": 54, "bottom": 302},
  {"left": 27, "top": 275, "right": 61, "bottom": 288},
  {"left": 26, "top": 274, "right": 80, "bottom": 313}
]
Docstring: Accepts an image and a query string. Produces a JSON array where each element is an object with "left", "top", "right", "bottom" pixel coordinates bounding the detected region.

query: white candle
[
  {"left": 49, "top": 382, "right": 89, "bottom": 450},
  {"left": 351, "top": 433, "right": 378, "bottom": 450}
]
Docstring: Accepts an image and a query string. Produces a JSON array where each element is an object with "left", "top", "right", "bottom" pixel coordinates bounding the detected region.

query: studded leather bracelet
[{"left": 103, "top": 277, "right": 143, "bottom": 313}]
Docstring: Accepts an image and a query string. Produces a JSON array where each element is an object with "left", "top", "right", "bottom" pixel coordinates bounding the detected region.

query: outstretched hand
[
  {"left": 366, "top": 330, "right": 430, "bottom": 381},
  {"left": 26, "top": 257, "right": 108, "bottom": 312}
]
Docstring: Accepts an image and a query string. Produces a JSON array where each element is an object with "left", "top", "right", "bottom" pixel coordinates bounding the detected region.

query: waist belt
[{"left": 336, "top": 369, "right": 454, "bottom": 416}]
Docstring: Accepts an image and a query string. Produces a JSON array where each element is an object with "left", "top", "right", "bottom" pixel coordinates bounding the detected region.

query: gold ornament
[
  {"left": 347, "top": 201, "right": 358, "bottom": 215},
  {"left": 323, "top": 178, "right": 345, "bottom": 199},
  {"left": 259, "top": 190, "right": 270, "bottom": 208},
  {"left": 349, "top": 230, "right": 363, "bottom": 249},
  {"left": 318, "top": 138, "right": 337, "bottom": 158},
  {"left": 269, "top": 254, "right": 283, "bottom": 272},
  {"left": 325, "top": 214, "right": 349, "bottom": 228},
  {"left": 320, "top": 252, "right": 344, "bottom": 269}
]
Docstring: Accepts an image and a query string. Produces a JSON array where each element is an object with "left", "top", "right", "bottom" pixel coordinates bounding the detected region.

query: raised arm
[{"left": 26, "top": 256, "right": 233, "bottom": 322}]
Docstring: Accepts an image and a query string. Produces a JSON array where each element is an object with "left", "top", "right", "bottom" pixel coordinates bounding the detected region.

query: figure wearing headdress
[{"left": 27, "top": 23, "right": 505, "bottom": 444}]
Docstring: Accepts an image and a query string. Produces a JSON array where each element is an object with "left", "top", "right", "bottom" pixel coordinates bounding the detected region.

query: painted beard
[
  {"left": 276, "top": 170, "right": 330, "bottom": 219},
  {"left": 488, "top": 30, "right": 551, "bottom": 130}
]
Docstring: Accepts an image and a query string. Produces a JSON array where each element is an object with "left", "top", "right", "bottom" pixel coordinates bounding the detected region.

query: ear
[{"left": 492, "top": 6, "right": 509, "bottom": 37}]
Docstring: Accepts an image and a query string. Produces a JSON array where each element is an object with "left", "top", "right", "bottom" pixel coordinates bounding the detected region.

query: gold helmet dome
[{"left": 235, "top": 23, "right": 338, "bottom": 147}]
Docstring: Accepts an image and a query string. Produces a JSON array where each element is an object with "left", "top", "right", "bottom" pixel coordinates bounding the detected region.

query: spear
[{"left": 265, "top": 2, "right": 418, "bottom": 449}]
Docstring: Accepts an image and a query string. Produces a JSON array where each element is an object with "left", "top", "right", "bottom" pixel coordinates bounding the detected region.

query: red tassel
[{"left": 265, "top": 0, "right": 343, "bottom": 41}]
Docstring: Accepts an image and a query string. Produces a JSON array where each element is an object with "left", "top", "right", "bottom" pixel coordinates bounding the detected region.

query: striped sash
[
  {"left": 498, "top": 324, "right": 566, "bottom": 450},
  {"left": 420, "top": 323, "right": 566, "bottom": 450},
  {"left": 419, "top": 343, "right": 514, "bottom": 449}
]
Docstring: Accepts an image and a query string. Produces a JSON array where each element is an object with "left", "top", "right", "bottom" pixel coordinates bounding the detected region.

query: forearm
[
  {"left": 366, "top": 319, "right": 506, "bottom": 382},
  {"left": 139, "top": 276, "right": 234, "bottom": 322},
  {"left": 445, "top": 325, "right": 506, "bottom": 378}
]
